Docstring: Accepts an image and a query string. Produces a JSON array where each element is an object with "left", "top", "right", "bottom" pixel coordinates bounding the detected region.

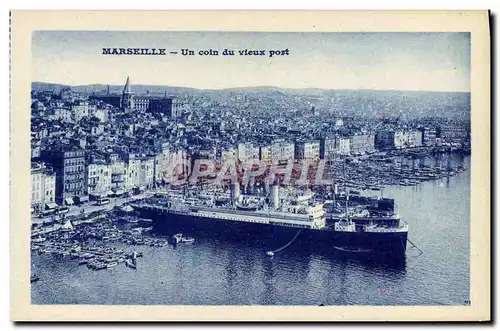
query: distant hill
[
  {"left": 32, "top": 81, "right": 470, "bottom": 97},
  {"left": 31, "top": 82, "right": 199, "bottom": 97},
  {"left": 31, "top": 81, "right": 470, "bottom": 119}
]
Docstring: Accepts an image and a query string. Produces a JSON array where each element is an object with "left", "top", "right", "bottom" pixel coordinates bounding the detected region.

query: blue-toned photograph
[{"left": 30, "top": 31, "right": 470, "bottom": 306}]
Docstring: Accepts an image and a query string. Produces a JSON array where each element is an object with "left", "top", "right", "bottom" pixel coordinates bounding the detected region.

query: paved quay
[{"left": 31, "top": 191, "right": 156, "bottom": 226}]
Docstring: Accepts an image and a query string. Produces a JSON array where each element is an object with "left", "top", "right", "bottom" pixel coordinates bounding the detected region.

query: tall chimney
[
  {"left": 271, "top": 183, "right": 280, "bottom": 210},
  {"left": 231, "top": 181, "right": 240, "bottom": 203},
  {"left": 264, "top": 177, "right": 270, "bottom": 194}
]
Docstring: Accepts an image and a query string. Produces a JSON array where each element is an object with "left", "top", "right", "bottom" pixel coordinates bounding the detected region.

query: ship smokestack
[
  {"left": 231, "top": 181, "right": 240, "bottom": 203},
  {"left": 264, "top": 177, "right": 270, "bottom": 194},
  {"left": 247, "top": 180, "right": 254, "bottom": 195},
  {"left": 271, "top": 183, "right": 280, "bottom": 210}
]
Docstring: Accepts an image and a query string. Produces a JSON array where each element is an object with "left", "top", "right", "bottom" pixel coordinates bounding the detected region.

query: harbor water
[{"left": 31, "top": 155, "right": 470, "bottom": 306}]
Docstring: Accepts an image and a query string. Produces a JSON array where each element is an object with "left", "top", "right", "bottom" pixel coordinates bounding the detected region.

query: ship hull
[{"left": 137, "top": 209, "right": 408, "bottom": 257}]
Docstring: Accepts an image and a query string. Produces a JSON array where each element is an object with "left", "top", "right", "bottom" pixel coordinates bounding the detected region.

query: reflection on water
[{"left": 31, "top": 155, "right": 470, "bottom": 306}]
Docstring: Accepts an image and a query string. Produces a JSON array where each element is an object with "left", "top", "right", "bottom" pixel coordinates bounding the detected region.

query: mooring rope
[
  {"left": 407, "top": 238, "right": 423, "bottom": 255},
  {"left": 269, "top": 229, "right": 303, "bottom": 254}
]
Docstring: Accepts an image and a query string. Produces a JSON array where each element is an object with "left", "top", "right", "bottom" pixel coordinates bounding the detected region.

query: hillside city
[{"left": 30, "top": 77, "right": 471, "bottom": 216}]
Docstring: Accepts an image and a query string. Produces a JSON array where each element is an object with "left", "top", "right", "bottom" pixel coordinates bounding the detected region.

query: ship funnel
[
  {"left": 231, "top": 181, "right": 240, "bottom": 203},
  {"left": 271, "top": 183, "right": 280, "bottom": 210},
  {"left": 264, "top": 177, "right": 270, "bottom": 194}
]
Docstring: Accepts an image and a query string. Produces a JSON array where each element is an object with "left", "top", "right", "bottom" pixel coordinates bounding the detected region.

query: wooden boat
[
  {"left": 125, "top": 259, "right": 137, "bottom": 269},
  {"left": 180, "top": 237, "right": 195, "bottom": 244},
  {"left": 107, "top": 262, "right": 118, "bottom": 269},
  {"left": 172, "top": 233, "right": 195, "bottom": 244}
]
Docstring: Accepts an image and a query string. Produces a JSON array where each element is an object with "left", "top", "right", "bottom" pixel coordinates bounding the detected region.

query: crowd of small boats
[
  {"left": 328, "top": 152, "right": 467, "bottom": 191},
  {"left": 31, "top": 240, "right": 144, "bottom": 271},
  {"left": 31, "top": 214, "right": 195, "bottom": 274}
]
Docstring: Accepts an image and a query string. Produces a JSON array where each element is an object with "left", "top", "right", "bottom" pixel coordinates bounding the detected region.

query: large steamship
[{"left": 130, "top": 180, "right": 409, "bottom": 257}]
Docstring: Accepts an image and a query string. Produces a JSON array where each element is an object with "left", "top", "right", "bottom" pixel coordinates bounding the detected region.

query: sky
[{"left": 32, "top": 31, "right": 470, "bottom": 92}]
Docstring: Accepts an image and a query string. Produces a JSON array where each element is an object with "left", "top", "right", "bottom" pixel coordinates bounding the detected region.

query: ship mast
[
  {"left": 343, "top": 158, "right": 349, "bottom": 222},
  {"left": 328, "top": 158, "right": 336, "bottom": 205}
]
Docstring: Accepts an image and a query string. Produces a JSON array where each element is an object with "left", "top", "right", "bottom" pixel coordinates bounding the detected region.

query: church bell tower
[{"left": 121, "top": 76, "right": 134, "bottom": 111}]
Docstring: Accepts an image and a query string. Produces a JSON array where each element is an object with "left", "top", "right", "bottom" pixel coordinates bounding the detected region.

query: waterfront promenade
[{"left": 31, "top": 191, "right": 155, "bottom": 226}]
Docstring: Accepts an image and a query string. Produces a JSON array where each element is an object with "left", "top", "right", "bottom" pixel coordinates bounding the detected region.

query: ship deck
[{"left": 131, "top": 202, "right": 317, "bottom": 228}]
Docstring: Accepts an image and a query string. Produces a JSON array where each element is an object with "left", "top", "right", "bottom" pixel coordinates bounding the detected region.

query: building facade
[
  {"left": 419, "top": 127, "right": 437, "bottom": 147},
  {"left": 220, "top": 147, "right": 237, "bottom": 163},
  {"left": 87, "top": 162, "right": 112, "bottom": 196},
  {"left": 238, "top": 142, "right": 260, "bottom": 163},
  {"left": 320, "top": 136, "right": 338, "bottom": 160},
  {"left": 338, "top": 138, "right": 351, "bottom": 155},
  {"left": 126, "top": 156, "right": 141, "bottom": 190},
  {"left": 72, "top": 100, "right": 89, "bottom": 122},
  {"left": 376, "top": 130, "right": 422, "bottom": 150},
  {"left": 350, "top": 134, "right": 375, "bottom": 154},
  {"left": 295, "top": 141, "right": 321, "bottom": 160},
  {"left": 44, "top": 170, "right": 56, "bottom": 206},
  {"left": 259, "top": 146, "right": 272, "bottom": 164},
  {"left": 109, "top": 158, "right": 127, "bottom": 192},
  {"left": 92, "top": 108, "right": 109, "bottom": 123},
  {"left": 407, "top": 130, "right": 423, "bottom": 148},
  {"left": 53, "top": 107, "right": 73, "bottom": 123},
  {"left": 438, "top": 125, "right": 469, "bottom": 144},
  {"left": 394, "top": 130, "right": 422, "bottom": 149},
  {"left": 270, "top": 139, "right": 295, "bottom": 163},
  {"left": 138, "top": 156, "right": 155, "bottom": 189},
  {"left": 40, "top": 147, "right": 87, "bottom": 205},
  {"left": 31, "top": 162, "right": 56, "bottom": 212}
]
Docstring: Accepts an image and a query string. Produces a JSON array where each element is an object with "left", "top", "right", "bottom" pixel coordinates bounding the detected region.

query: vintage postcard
[{"left": 10, "top": 11, "right": 490, "bottom": 321}]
